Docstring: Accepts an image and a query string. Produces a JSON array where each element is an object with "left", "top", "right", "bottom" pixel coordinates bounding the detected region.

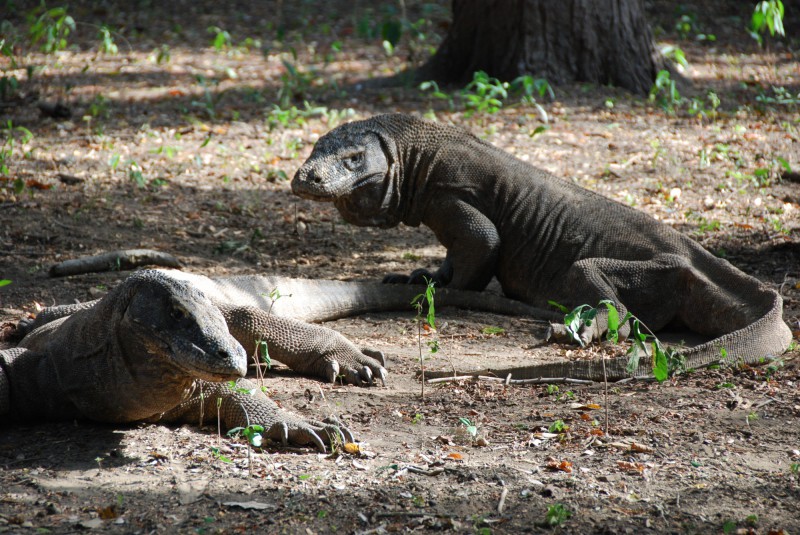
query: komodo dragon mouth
[
  {"left": 350, "top": 173, "right": 385, "bottom": 192},
  {"left": 146, "top": 331, "right": 247, "bottom": 383}
]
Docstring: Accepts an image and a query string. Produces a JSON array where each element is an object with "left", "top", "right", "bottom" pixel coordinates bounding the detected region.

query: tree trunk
[{"left": 419, "top": 0, "right": 665, "bottom": 95}]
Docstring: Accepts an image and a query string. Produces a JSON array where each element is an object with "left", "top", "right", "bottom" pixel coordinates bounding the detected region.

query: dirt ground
[{"left": 1, "top": 1, "right": 799, "bottom": 533}]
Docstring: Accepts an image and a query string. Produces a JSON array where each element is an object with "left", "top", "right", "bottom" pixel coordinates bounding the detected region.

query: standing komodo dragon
[
  {"left": 292, "top": 113, "right": 793, "bottom": 380},
  {"left": 1, "top": 269, "right": 545, "bottom": 449}
]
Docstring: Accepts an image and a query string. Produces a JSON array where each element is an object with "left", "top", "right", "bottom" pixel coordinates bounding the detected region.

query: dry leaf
[
  {"left": 97, "top": 505, "right": 119, "bottom": 519},
  {"left": 617, "top": 461, "right": 645, "bottom": 473},
  {"left": 25, "top": 179, "right": 52, "bottom": 190},
  {"left": 570, "top": 403, "right": 601, "bottom": 410},
  {"left": 343, "top": 442, "right": 361, "bottom": 454},
  {"left": 447, "top": 452, "right": 463, "bottom": 460},
  {"left": 223, "top": 501, "right": 277, "bottom": 511},
  {"left": 630, "top": 442, "right": 654, "bottom": 453},
  {"left": 546, "top": 458, "right": 573, "bottom": 473}
]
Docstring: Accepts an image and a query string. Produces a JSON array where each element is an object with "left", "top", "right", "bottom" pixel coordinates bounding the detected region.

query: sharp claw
[
  {"left": 545, "top": 324, "right": 556, "bottom": 342},
  {"left": 377, "top": 368, "right": 388, "bottom": 386},
  {"left": 345, "top": 368, "right": 361, "bottom": 386},
  {"left": 362, "top": 348, "right": 386, "bottom": 366},
  {"left": 310, "top": 431, "right": 326, "bottom": 452},
  {"left": 360, "top": 366, "right": 373, "bottom": 385},
  {"left": 280, "top": 422, "right": 289, "bottom": 446},
  {"left": 341, "top": 426, "right": 354, "bottom": 443},
  {"left": 326, "top": 360, "right": 340, "bottom": 383}
]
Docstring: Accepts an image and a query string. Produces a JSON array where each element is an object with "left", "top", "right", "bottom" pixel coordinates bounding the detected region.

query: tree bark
[{"left": 419, "top": 0, "right": 665, "bottom": 95}]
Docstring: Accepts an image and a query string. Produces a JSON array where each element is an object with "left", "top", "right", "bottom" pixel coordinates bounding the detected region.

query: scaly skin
[
  {"left": 2, "top": 269, "right": 556, "bottom": 445},
  {"left": 0, "top": 270, "right": 349, "bottom": 450},
  {"left": 292, "top": 114, "right": 792, "bottom": 380}
]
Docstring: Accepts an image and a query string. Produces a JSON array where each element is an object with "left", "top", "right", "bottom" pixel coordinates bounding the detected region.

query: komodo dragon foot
[{"left": 162, "top": 378, "right": 354, "bottom": 452}]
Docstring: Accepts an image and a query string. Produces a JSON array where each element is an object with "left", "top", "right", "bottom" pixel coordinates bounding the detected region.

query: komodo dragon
[
  {"left": 292, "top": 113, "right": 793, "bottom": 381},
  {"left": 1, "top": 269, "right": 546, "bottom": 449}
]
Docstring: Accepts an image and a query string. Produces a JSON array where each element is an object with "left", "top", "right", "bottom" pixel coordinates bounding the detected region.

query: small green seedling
[
  {"left": 481, "top": 326, "right": 505, "bottom": 335},
  {"left": 459, "top": 417, "right": 478, "bottom": 438},
  {"left": 210, "top": 447, "right": 232, "bottom": 463},
  {"left": 545, "top": 503, "right": 571, "bottom": 527},
  {"left": 549, "top": 299, "right": 684, "bottom": 382},
  {"left": 411, "top": 278, "right": 437, "bottom": 398},
  {"left": 227, "top": 424, "right": 264, "bottom": 447},
  {"left": 548, "top": 420, "right": 568, "bottom": 433}
]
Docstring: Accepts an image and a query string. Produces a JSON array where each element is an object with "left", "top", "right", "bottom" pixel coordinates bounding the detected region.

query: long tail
[
  {"left": 428, "top": 287, "right": 792, "bottom": 382},
  {"left": 206, "top": 275, "right": 561, "bottom": 323}
]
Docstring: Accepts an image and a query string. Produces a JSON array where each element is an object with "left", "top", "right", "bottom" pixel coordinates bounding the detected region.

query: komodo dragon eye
[
  {"left": 170, "top": 305, "right": 187, "bottom": 321},
  {"left": 342, "top": 151, "right": 364, "bottom": 171}
]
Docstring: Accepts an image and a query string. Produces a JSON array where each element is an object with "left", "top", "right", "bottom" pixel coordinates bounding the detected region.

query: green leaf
[
  {"left": 530, "top": 125, "right": 549, "bottom": 138},
  {"left": 600, "top": 300, "right": 620, "bottom": 343},
  {"left": 210, "top": 447, "right": 232, "bottom": 463},
  {"left": 0, "top": 279, "right": 10, "bottom": 287},
  {"left": 380, "top": 20, "right": 402, "bottom": 47},
  {"left": 548, "top": 300, "right": 570, "bottom": 313},
  {"left": 652, "top": 342, "right": 669, "bottom": 382},
  {"left": 481, "top": 326, "right": 506, "bottom": 335}
]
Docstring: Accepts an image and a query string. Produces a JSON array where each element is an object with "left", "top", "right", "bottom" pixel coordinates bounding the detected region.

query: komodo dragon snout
[{"left": 122, "top": 273, "right": 248, "bottom": 382}]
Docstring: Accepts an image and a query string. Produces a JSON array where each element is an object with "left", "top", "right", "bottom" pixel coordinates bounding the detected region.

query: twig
[
  {"left": 406, "top": 465, "right": 445, "bottom": 476},
  {"left": 426, "top": 375, "right": 594, "bottom": 385},
  {"left": 373, "top": 512, "right": 455, "bottom": 519},
  {"left": 497, "top": 486, "right": 508, "bottom": 514}
]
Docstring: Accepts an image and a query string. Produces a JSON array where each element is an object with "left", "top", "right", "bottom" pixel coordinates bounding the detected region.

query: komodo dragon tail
[
  {"left": 429, "top": 282, "right": 792, "bottom": 383},
  {"left": 190, "top": 275, "right": 562, "bottom": 323}
]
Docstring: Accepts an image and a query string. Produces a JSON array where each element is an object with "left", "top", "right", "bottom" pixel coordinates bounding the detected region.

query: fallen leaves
[
  {"left": 617, "top": 460, "right": 646, "bottom": 474},
  {"left": 546, "top": 458, "right": 573, "bottom": 473}
]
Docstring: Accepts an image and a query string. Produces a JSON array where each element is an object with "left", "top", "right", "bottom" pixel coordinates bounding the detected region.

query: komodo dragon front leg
[
  {"left": 219, "top": 304, "right": 387, "bottom": 386},
  {"left": 159, "top": 379, "right": 352, "bottom": 451},
  {"left": 384, "top": 200, "right": 500, "bottom": 291}
]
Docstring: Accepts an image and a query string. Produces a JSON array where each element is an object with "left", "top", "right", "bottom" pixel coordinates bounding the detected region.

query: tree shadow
[{"left": 0, "top": 422, "right": 131, "bottom": 471}]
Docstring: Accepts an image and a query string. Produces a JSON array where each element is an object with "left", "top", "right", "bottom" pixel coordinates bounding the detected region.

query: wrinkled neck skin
[{"left": 335, "top": 118, "right": 440, "bottom": 229}]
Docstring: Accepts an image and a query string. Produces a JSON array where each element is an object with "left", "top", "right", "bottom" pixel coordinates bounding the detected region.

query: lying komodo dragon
[
  {"left": 292, "top": 113, "right": 793, "bottom": 380},
  {"left": 1, "top": 269, "right": 544, "bottom": 450}
]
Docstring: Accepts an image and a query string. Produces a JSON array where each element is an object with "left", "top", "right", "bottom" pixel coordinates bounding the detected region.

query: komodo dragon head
[
  {"left": 292, "top": 115, "right": 405, "bottom": 228},
  {"left": 116, "top": 270, "right": 248, "bottom": 383},
  {"left": 45, "top": 270, "right": 249, "bottom": 423}
]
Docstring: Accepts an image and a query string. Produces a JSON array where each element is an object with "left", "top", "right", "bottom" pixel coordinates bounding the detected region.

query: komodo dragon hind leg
[{"left": 546, "top": 254, "right": 692, "bottom": 346}]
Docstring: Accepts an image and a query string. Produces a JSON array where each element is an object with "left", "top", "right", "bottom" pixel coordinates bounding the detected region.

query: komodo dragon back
[{"left": 292, "top": 113, "right": 793, "bottom": 381}]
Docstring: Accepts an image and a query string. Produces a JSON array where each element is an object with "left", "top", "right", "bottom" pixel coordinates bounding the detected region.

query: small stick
[
  {"left": 497, "top": 487, "right": 508, "bottom": 514},
  {"left": 426, "top": 375, "right": 594, "bottom": 385}
]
